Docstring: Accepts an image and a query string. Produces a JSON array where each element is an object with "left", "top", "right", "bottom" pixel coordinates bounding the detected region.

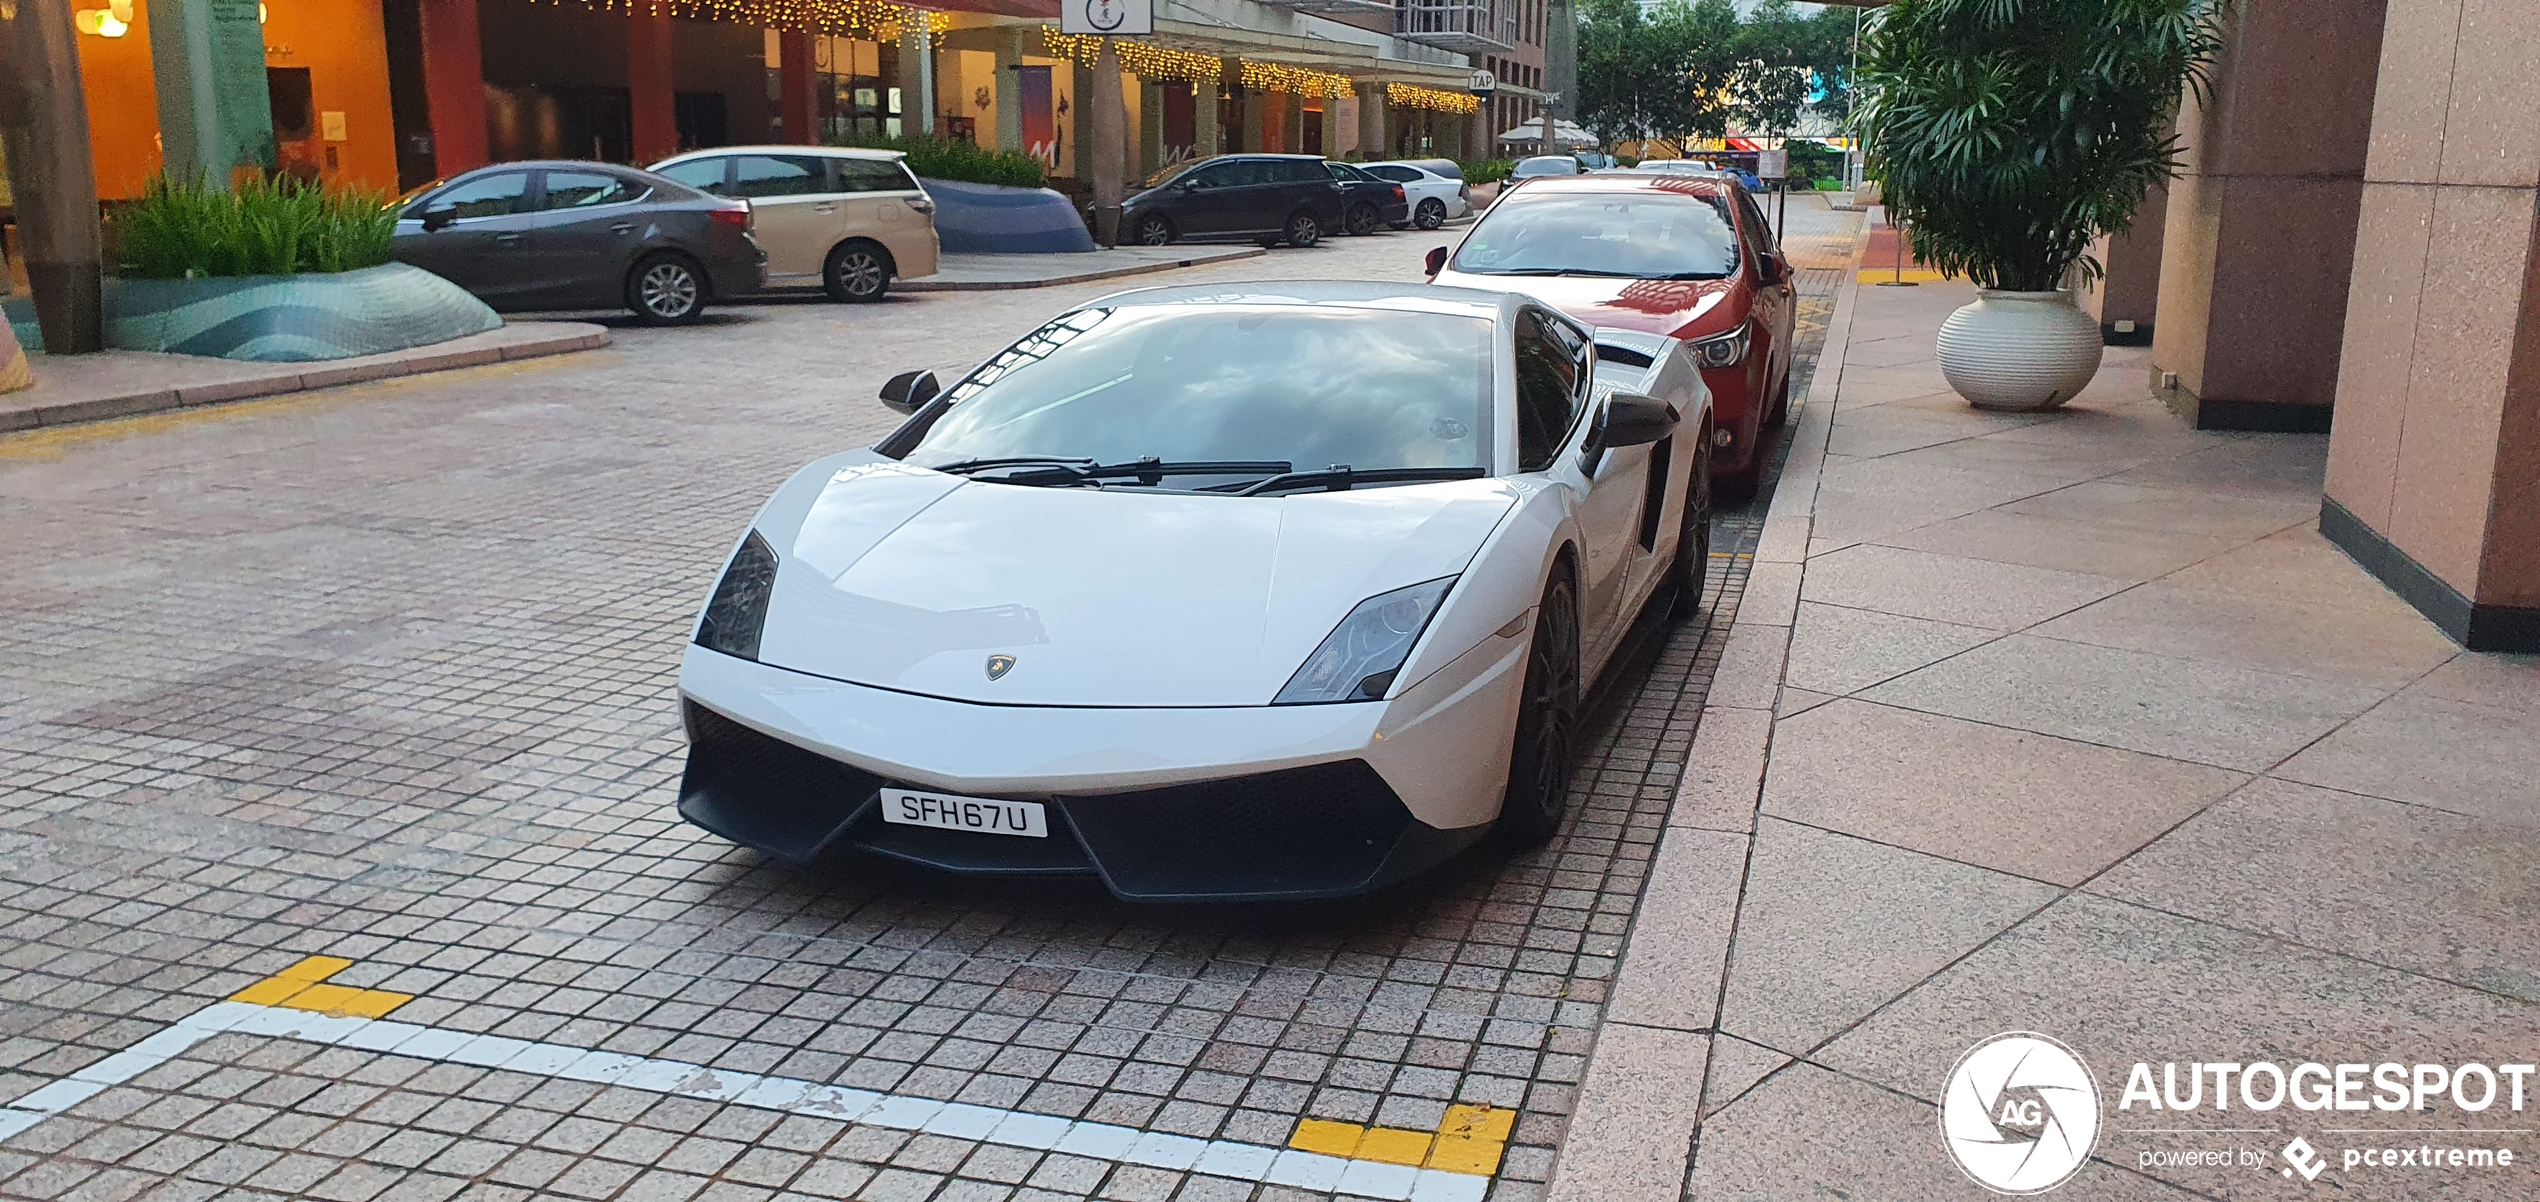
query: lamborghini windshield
[{"left": 896, "top": 305, "right": 1494, "bottom": 478}]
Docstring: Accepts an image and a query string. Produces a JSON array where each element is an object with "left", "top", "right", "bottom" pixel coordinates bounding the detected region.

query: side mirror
[
  {"left": 1180, "top": 178, "right": 1203, "bottom": 192},
  {"left": 1424, "top": 246, "right": 1449, "bottom": 277},
  {"left": 1577, "top": 392, "right": 1679, "bottom": 473},
  {"left": 879, "top": 370, "right": 941, "bottom": 414},
  {"left": 420, "top": 205, "right": 459, "bottom": 232},
  {"left": 1756, "top": 254, "right": 1786, "bottom": 286}
]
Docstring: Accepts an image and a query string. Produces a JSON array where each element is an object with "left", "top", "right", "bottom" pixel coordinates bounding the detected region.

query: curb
[
  {"left": 899, "top": 248, "right": 1266, "bottom": 292},
  {"left": 0, "top": 322, "right": 609, "bottom": 434},
  {"left": 1543, "top": 225, "right": 1871, "bottom": 1202}
]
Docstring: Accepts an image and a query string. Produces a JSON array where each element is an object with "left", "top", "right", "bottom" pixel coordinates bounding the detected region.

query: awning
[{"left": 1498, "top": 119, "right": 1596, "bottom": 149}]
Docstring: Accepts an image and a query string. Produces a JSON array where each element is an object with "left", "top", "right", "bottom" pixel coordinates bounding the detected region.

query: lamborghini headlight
[
  {"left": 1273, "top": 577, "right": 1455, "bottom": 705},
  {"left": 695, "top": 530, "right": 777, "bottom": 661},
  {"left": 1687, "top": 321, "right": 1751, "bottom": 369}
]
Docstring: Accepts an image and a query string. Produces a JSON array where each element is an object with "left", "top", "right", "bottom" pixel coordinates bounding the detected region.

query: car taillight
[
  {"left": 1391, "top": 186, "right": 1406, "bottom": 202},
  {"left": 710, "top": 205, "right": 750, "bottom": 230}
]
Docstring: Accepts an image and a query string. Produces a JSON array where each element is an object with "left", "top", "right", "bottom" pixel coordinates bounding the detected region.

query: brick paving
[{"left": 0, "top": 222, "right": 1848, "bottom": 1201}]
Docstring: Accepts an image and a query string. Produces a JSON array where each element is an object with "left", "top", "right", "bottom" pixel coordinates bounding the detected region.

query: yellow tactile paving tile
[
  {"left": 1284, "top": 1102, "right": 1515, "bottom": 1176},
  {"left": 226, "top": 955, "right": 413, "bottom": 1018}
]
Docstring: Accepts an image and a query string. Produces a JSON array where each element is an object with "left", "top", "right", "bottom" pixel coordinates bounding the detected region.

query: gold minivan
[{"left": 649, "top": 146, "right": 940, "bottom": 302}]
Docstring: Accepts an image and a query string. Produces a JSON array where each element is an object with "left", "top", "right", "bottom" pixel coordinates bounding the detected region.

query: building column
[
  {"left": 1321, "top": 101, "right": 1341, "bottom": 161},
  {"left": 415, "top": 0, "right": 488, "bottom": 177},
  {"left": 1239, "top": 83, "right": 1262, "bottom": 155},
  {"left": 2319, "top": 0, "right": 2540, "bottom": 651},
  {"left": 902, "top": 19, "right": 936, "bottom": 136},
  {"left": 2079, "top": 176, "right": 2166, "bottom": 346},
  {"left": 627, "top": 10, "right": 678, "bottom": 162},
  {"left": 147, "top": 0, "right": 278, "bottom": 186},
  {"left": 994, "top": 28, "right": 1024, "bottom": 153},
  {"left": 779, "top": 30, "right": 818, "bottom": 144},
  {"left": 1139, "top": 80, "right": 1165, "bottom": 177},
  {"left": 1089, "top": 40, "right": 1126, "bottom": 245},
  {"left": 0, "top": 0, "right": 106, "bottom": 352},
  {"left": 1193, "top": 75, "right": 1221, "bottom": 157},
  {"left": 2150, "top": 0, "right": 2387, "bottom": 430},
  {"left": 1357, "top": 83, "right": 1384, "bottom": 162}
]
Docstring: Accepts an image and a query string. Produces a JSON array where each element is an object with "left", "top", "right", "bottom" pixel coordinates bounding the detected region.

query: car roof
[
  {"left": 1077, "top": 280, "right": 1524, "bottom": 323},
  {"left": 651, "top": 145, "right": 908, "bottom": 164}
]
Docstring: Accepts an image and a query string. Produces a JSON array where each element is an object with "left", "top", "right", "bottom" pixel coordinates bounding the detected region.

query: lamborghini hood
[{"left": 750, "top": 458, "right": 1517, "bottom": 707}]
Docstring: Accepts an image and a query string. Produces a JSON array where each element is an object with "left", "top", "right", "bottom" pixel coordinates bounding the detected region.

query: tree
[
  {"left": 1574, "top": 0, "right": 1738, "bottom": 154},
  {"left": 1731, "top": 0, "right": 1812, "bottom": 137}
]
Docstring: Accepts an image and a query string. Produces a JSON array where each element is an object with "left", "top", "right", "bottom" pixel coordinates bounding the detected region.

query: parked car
[
  {"left": 1634, "top": 159, "right": 1721, "bottom": 176},
  {"left": 1123, "top": 154, "right": 1348, "bottom": 248},
  {"left": 1511, "top": 155, "right": 1584, "bottom": 182},
  {"left": 1356, "top": 160, "right": 1472, "bottom": 229},
  {"left": 675, "top": 281, "right": 1712, "bottom": 900},
  {"left": 1425, "top": 172, "right": 1796, "bottom": 497},
  {"left": 393, "top": 161, "right": 764, "bottom": 325},
  {"left": 1322, "top": 161, "right": 1410, "bottom": 235},
  {"left": 648, "top": 146, "right": 939, "bottom": 302}
]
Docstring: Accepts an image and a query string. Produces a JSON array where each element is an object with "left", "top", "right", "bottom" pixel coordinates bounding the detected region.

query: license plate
[{"left": 878, "top": 788, "right": 1048, "bottom": 838}]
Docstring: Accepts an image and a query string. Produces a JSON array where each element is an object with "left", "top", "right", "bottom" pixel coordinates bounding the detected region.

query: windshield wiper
[
  {"left": 931, "top": 455, "right": 1097, "bottom": 475},
  {"left": 1469, "top": 267, "right": 1641, "bottom": 278},
  {"left": 994, "top": 457, "right": 1294, "bottom": 487},
  {"left": 1225, "top": 466, "right": 1488, "bottom": 497}
]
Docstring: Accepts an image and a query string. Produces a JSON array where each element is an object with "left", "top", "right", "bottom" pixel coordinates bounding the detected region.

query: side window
[
  {"left": 1192, "top": 161, "right": 1242, "bottom": 189},
  {"left": 430, "top": 171, "right": 530, "bottom": 219},
  {"left": 732, "top": 155, "right": 828, "bottom": 199},
  {"left": 655, "top": 158, "right": 729, "bottom": 195},
  {"left": 1731, "top": 189, "right": 1775, "bottom": 264},
  {"left": 1514, "top": 310, "right": 1582, "bottom": 471},
  {"left": 540, "top": 171, "right": 641, "bottom": 210},
  {"left": 1368, "top": 165, "right": 1417, "bottom": 183},
  {"left": 1231, "top": 160, "right": 1276, "bottom": 187},
  {"left": 1324, "top": 162, "right": 1352, "bottom": 182},
  {"left": 1285, "top": 159, "right": 1328, "bottom": 183},
  {"left": 832, "top": 157, "right": 916, "bottom": 193}
]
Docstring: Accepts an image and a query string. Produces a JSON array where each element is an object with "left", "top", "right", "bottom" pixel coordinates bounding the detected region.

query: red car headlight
[{"left": 1688, "top": 321, "right": 1752, "bottom": 369}]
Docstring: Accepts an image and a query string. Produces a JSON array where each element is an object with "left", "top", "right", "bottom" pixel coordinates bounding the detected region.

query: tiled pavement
[{"left": 0, "top": 219, "right": 1854, "bottom": 1202}]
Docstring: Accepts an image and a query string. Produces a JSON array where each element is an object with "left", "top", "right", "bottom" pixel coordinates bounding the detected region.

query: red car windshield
[{"left": 1450, "top": 187, "right": 1740, "bottom": 280}]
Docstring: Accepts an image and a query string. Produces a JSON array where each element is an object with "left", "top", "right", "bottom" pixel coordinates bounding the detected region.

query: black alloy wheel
[
  {"left": 1283, "top": 211, "right": 1322, "bottom": 248},
  {"left": 1346, "top": 203, "right": 1380, "bottom": 236},
  {"left": 1669, "top": 432, "right": 1715, "bottom": 620},
  {"left": 824, "top": 241, "right": 891, "bottom": 303},
  {"left": 1495, "top": 574, "right": 1582, "bottom": 846},
  {"left": 1134, "top": 215, "right": 1174, "bottom": 246},
  {"left": 627, "top": 253, "right": 705, "bottom": 325},
  {"left": 1414, "top": 198, "right": 1447, "bottom": 230}
]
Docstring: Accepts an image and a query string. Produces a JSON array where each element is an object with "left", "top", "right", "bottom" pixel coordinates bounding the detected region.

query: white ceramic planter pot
[{"left": 1934, "top": 289, "right": 2104, "bottom": 411}]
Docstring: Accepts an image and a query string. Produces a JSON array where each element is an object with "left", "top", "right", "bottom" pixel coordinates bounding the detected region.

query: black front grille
[
  {"left": 678, "top": 701, "right": 879, "bottom": 864},
  {"left": 1061, "top": 760, "right": 1424, "bottom": 901}
]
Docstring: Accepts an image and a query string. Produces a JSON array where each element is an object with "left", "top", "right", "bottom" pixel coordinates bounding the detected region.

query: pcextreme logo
[{"left": 1940, "top": 1032, "right": 2102, "bottom": 1195}]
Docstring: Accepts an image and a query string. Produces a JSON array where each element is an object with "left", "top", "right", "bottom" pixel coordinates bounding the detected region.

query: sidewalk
[
  {"left": 1553, "top": 267, "right": 2540, "bottom": 1197},
  {"left": 900, "top": 245, "right": 1263, "bottom": 291},
  {"left": 0, "top": 321, "right": 606, "bottom": 432}
]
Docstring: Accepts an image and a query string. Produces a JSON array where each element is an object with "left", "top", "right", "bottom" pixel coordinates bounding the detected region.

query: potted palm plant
[{"left": 1857, "top": 0, "right": 2224, "bottom": 410}]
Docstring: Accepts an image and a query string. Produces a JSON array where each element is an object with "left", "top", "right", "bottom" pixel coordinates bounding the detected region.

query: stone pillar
[
  {"left": 779, "top": 31, "right": 819, "bottom": 144},
  {"left": 627, "top": 10, "right": 678, "bottom": 162},
  {"left": 902, "top": 20, "right": 937, "bottom": 137},
  {"left": 149, "top": 0, "right": 278, "bottom": 185},
  {"left": 1090, "top": 41, "right": 1126, "bottom": 245},
  {"left": 1240, "top": 82, "right": 1263, "bottom": 155},
  {"left": 2079, "top": 176, "right": 2167, "bottom": 346},
  {"left": 1194, "top": 75, "right": 1221, "bottom": 157},
  {"left": 1321, "top": 102, "right": 1342, "bottom": 161},
  {"left": 994, "top": 28, "right": 1024, "bottom": 153},
  {"left": 1139, "top": 80, "right": 1165, "bottom": 177},
  {"left": 2319, "top": 0, "right": 2540, "bottom": 651},
  {"left": 1283, "top": 91, "right": 1303, "bottom": 154},
  {"left": 2150, "top": 0, "right": 2388, "bottom": 430},
  {"left": 416, "top": 0, "right": 488, "bottom": 177},
  {"left": 0, "top": 0, "right": 105, "bottom": 352},
  {"left": 1357, "top": 83, "right": 1385, "bottom": 162}
]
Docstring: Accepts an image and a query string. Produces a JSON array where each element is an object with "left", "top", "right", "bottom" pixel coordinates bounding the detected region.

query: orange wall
[
  {"left": 73, "top": 0, "right": 401, "bottom": 200},
  {"left": 76, "top": 2, "right": 164, "bottom": 200}
]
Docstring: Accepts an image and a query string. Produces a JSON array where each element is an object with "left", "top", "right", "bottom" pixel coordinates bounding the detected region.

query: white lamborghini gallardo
[{"left": 677, "top": 281, "right": 1714, "bottom": 900}]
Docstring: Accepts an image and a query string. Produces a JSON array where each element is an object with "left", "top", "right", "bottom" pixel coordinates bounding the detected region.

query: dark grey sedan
[{"left": 393, "top": 161, "right": 767, "bottom": 325}]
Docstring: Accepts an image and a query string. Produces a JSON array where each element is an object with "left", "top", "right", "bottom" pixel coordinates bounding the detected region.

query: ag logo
[
  {"left": 1082, "top": 0, "right": 1131, "bottom": 31},
  {"left": 1939, "top": 1032, "right": 2101, "bottom": 1195},
  {"left": 1064, "top": 0, "right": 1150, "bottom": 34},
  {"left": 985, "top": 654, "right": 1017, "bottom": 680}
]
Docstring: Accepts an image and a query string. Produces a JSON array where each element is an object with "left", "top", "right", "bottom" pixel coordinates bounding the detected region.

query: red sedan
[{"left": 1426, "top": 173, "right": 1796, "bottom": 496}]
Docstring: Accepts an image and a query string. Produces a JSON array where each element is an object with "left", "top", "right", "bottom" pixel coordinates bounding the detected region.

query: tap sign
[{"left": 1064, "top": 0, "right": 1154, "bottom": 35}]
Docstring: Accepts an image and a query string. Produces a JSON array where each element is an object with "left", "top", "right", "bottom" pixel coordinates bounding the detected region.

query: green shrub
[
  {"left": 829, "top": 135, "right": 1047, "bottom": 189},
  {"left": 119, "top": 173, "right": 397, "bottom": 279},
  {"left": 1458, "top": 158, "right": 1516, "bottom": 185}
]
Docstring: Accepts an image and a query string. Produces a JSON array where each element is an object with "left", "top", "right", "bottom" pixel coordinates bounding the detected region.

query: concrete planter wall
[
  {"left": 4, "top": 262, "right": 499, "bottom": 363},
  {"left": 921, "top": 177, "right": 1097, "bottom": 255},
  {"left": 1935, "top": 289, "right": 2104, "bottom": 411}
]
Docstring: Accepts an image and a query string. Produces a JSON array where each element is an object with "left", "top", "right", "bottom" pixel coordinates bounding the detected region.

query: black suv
[{"left": 1124, "top": 155, "right": 1348, "bottom": 249}]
